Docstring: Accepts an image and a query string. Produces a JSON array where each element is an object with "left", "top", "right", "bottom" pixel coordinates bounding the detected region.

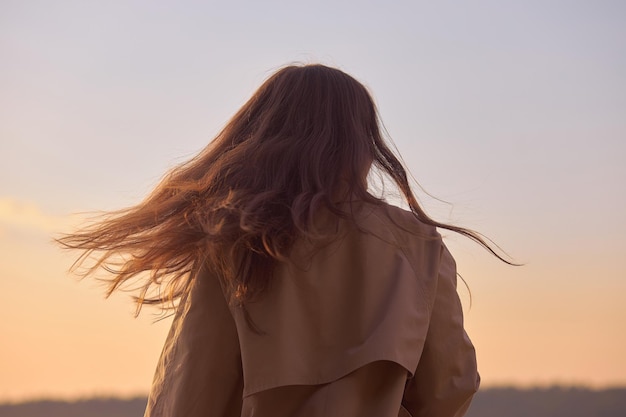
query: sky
[{"left": 1, "top": 0, "right": 625, "bottom": 402}]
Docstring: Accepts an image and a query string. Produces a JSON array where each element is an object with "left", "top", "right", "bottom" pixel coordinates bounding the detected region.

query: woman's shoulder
[{"left": 353, "top": 201, "right": 441, "bottom": 245}]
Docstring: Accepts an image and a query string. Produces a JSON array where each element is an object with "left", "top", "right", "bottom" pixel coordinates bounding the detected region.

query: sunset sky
[{"left": 1, "top": 0, "right": 625, "bottom": 402}]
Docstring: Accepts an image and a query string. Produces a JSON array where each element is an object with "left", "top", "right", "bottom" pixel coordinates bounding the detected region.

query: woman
[{"left": 60, "top": 64, "right": 508, "bottom": 416}]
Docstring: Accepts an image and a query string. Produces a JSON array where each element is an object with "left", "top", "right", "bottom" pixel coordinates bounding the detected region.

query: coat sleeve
[
  {"left": 401, "top": 244, "right": 480, "bottom": 417},
  {"left": 144, "top": 264, "right": 243, "bottom": 417}
]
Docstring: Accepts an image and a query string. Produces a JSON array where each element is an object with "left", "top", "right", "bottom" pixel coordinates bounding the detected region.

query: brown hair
[{"left": 58, "top": 64, "right": 511, "bottom": 314}]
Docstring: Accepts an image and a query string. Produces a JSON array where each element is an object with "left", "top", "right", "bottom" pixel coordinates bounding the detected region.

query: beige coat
[{"left": 144, "top": 203, "right": 479, "bottom": 417}]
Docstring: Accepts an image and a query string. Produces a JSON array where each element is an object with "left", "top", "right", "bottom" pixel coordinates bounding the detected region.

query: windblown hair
[{"left": 58, "top": 64, "right": 510, "bottom": 314}]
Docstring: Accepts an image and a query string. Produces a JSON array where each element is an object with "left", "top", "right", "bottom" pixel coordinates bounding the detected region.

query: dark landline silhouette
[{"left": 1, "top": 387, "right": 625, "bottom": 417}]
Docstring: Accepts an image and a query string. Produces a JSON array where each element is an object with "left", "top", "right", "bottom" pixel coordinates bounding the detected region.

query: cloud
[{"left": 0, "top": 198, "right": 80, "bottom": 235}]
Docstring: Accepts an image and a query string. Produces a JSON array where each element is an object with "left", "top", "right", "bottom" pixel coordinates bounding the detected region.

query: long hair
[{"left": 58, "top": 64, "right": 511, "bottom": 314}]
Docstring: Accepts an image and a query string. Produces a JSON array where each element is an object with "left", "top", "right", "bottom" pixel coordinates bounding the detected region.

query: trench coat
[{"left": 144, "top": 202, "right": 479, "bottom": 417}]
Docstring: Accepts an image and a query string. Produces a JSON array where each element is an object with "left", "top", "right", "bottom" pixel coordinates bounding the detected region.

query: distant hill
[
  {"left": 467, "top": 387, "right": 626, "bottom": 417},
  {"left": 1, "top": 387, "right": 625, "bottom": 417},
  {"left": 0, "top": 397, "right": 146, "bottom": 417}
]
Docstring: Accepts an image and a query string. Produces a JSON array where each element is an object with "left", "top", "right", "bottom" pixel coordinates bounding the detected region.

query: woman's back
[{"left": 144, "top": 202, "right": 479, "bottom": 417}]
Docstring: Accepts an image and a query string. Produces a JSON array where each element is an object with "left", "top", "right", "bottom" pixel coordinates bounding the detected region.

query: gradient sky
[{"left": 1, "top": 0, "right": 625, "bottom": 402}]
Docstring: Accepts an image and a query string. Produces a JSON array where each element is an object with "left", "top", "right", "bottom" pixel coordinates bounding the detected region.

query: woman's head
[{"left": 209, "top": 64, "right": 381, "bottom": 205}]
